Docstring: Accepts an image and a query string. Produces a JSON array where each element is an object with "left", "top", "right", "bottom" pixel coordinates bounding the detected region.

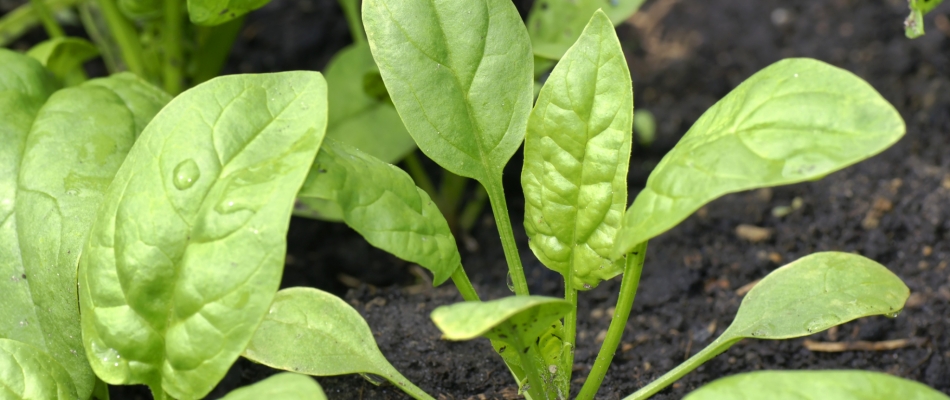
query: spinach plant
[
  {"left": 242, "top": 1, "right": 946, "bottom": 399},
  {"left": 905, "top": 0, "right": 946, "bottom": 38}
]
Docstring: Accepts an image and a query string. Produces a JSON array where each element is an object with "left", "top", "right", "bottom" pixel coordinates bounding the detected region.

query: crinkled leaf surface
[
  {"left": 325, "top": 42, "right": 415, "bottom": 163},
  {"left": 187, "top": 0, "right": 265, "bottom": 26},
  {"left": 220, "top": 372, "right": 326, "bottom": 400},
  {"left": 298, "top": 139, "right": 459, "bottom": 285},
  {"left": 78, "top": 72, "right": 327, "bottom": 399},
  {"left": 685, "top": 370, "right": 949, "bottom": 400},
  {"left": 527, "top": 0, "right": 645, "bottom": 60},
  {"left": 243, "top": 287, "right": 431, "bottom": 400},
  {"left": 0, "top": 339, "right": 78, "bottom": 399},
  {"left": 362, "top": 0, "right": 533, "bottom": 183},
  {"left": 613, "top": 58, "right": 905, "bottom": 257},
  {"left": 1, "top": 53, "right": 166, "bottom": 399},
  {"left": 26, "top": 37, "right": 98, "bottom": 84},
  {"left": 522, "top": 10, "right": 632, "bottom": 290}
]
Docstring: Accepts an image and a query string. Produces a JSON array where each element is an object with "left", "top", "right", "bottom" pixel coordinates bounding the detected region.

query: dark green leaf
[
  {"left": 78, "top": 72, "right": 327, "bottom": 398},
  {"left": 27, "top": 37, "right": 98, "bottom": 86},
  {"left": 187, "top": 0, "right": 266, "bottom": 26}
]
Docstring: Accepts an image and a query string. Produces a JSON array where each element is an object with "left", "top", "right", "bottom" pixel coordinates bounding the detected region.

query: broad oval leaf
[
  {"left": 220, "top": 373, "right": 327, "bottom": 400},
  {"left": 527, "top": 0, "right": 646, "bottom": 60},
  {"left": 0, "top": 339, "right": 78, "bottom": 399},
  {"left": 522, "top": 10, "right": 632, "bottom": 290},
  {"left": 187, "top": 0, "right": 265, "bottom": 26},
  {"left": 685, "top": 370, "right": 949, "bottom": 400},
  {"left": 431, "top": 296, "right": 572, "bottom": 342},
  {"left": 723, "top": 252, "right": 908, "bottom": 340},
  {"left": 362, "top": 0, "right": 533, "bottom": 182},
  {"left": 613, "top": 58, "right": 905, "bottom": 257},
  {"left": 243, "top": 287, "right": 431, "bottom": 400},
  {"left": 298, "top": 139, "right": 460, "bottom": 285},
  {"left": 78, "top": 72, "right": 327, "bottom": 398},
  {"left": 325, "top": 42, "right": 415, "bottom": 163},
  {"left": 26, "top": 37, "right": 98, "bottom": 85}
]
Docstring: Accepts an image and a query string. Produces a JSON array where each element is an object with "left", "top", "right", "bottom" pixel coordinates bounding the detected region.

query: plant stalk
[
  {"left": 516, "top": 341, "right": 555, "bottom": 400},
  {"left": 404, "top": 153, "right": 439, "bottom": 207},
  {"left": 336, "top": 0, "right": 363, "bottom": 44},
  {"left": 483, "top": 176, "right": 529, "bottom": 296},
  {"left": 27, "top": 0, "right": 64, "bottom": 38},
  {"left": 162, "top": 0, "right": 183, "bottom": 94},
  {"left": 450, "top": 267, "right": 480, "bottom": 302},
  {"left": 624, "top": 335, "right": 737, "bottom": 400},
  {"left": 578, "top": 241, "right": 648, "bottom": 400},
  {"left": 559, "top": 277, "right": 576, "bottom": 394},
  {"left": 96, "top": 0, "right": 147, "bottom": 77}
]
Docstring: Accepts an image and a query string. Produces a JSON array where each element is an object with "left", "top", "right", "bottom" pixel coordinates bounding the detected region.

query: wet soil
[{"left": 4, "top": 0, "right": 948, "bottom": 398}]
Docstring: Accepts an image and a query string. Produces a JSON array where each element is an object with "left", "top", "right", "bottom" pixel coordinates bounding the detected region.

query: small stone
[{"left": 922, "top": 246, "right": 933, "bottom": 256}]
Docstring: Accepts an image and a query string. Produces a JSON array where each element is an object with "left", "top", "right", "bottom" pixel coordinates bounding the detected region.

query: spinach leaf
[
  {"left": 362, "top": 0, "right": 533, "bottom": 183},
  {"left": 527, "top": 0, "right": 645, "bottom": 60},
  {"left": 298, "top": 139, "right": 460, "bottom": 285},
  {"left": 244, "top": 287, "right": 432, "bottom": 400},
  {"left": 0, "top": 339, "right": 78, "bottom": 399},
  {"left": 220, "top": 372, "right": 327, "bottom": 400},
  {"left": 627, "top": 252, "right": 910, "bottom": 399},
  {"left": 26, "top": 37, "right": 98, "bottom": 86},
  {"left": 432, "top": 296, "right": 573, "bottom": 399},
  {"left": 685, "top": 370, "right": 950, "bottom": 400},
  {"left": 78, "top": 72, "right": 327, "bottom": 398},
  {"left": 523, "top": 10, "right": 632, "bottom": 290},
  {"left": 613, "top": 58, "right": 905, "bottom": 257},
  {"left": 187, "top": 0, "right": 265, "bottom": 26},
  {"left": 118, "top": 0, "right": 162, "bottom": 20}
]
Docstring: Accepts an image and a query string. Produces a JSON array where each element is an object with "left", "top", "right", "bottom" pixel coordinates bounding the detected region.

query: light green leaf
[
  {"left": 82, "top": 73, "right": 173, "bottom": 137},
  {"left": 27, "top": 37, "right": 99, "bottom": 86},
  {"left": 118, "top": 0, "right": 162, "bottom": 20},
  {"left": 432, "top": 296, "right": 572, "bottom": 399},
  {"left": 220, "top": 373, "right": 327, "bottom": 400},
  {"left": 685, "top": 370, "right": 949, "bottom": 400},
  {"left": 362, "top": 0, "right": 533, "bottom": 183},
  {"left": 298, "top": 139, "right": 460, "bottom": 285},
  {"left": 627, "top": 252, "right": 910, "bottom": 400},
  {"left": 78, "top": 72, "right": 328, "bottom": 399},
  {"left": 522, "top": 10, "right": 632, "bottom": 290},
  {"left": 0, "top": 339, "right": 78, "bottom": 399},
  {"left": 613, "top": 58, "right": 905, "bottom": 257},
  {"left": 186, "top": 0, "right": 265, "bottom": 26},
  {"left": 243, "top": 287, "right": 432, "bottom": 400},
  {"left": 11, "top": 73, "right": 169, "bottom": 399},
  {"left": 905, "top": 0, "right": 945, "bottom": 38},
  {"left": 325, "top": 42, "right": 415, "bottom": 163},
  {"left": 527, "top": 0, "right": 645, "bottom": 60}
]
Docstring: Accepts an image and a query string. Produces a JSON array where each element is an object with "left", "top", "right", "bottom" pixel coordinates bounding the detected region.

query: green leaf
[
  {"left": 298, "top": 139, "right": 460, "bottom": 285},
  {"left": 362, "top": 0, "right": 533, "bottom": 183},
  {"left": 527, "top": 0, "right": 645, "bottom": 60},
  {"left": 522, "top": 10, "right": 632, "bottom": 290},
  {"left": 685, "top": 370, "right": 949, "bottom": 400},
  {"left": 27, "top": 37, "right": 99, "bottom": 86},
  {"left": 118, "top": 0, "right": 162, "bottom": 20},
  {"left": 0, "top": 339, "right": 78, "bottom": 399},
  {"left": 243, "top": 287, "right": 432, "bottom": 400},
  {"left": 82, "top": 73, "right": 173, "bottom": 137},
  {"left": 186, "top": 0, "right": 265, "bottom": 26},
  {"left": 78, "top": 72, "right": 328, "bottom": 398},
  {"left": 325, "top": 42, "right": 415, "bottom": 163},
  {"left": 220, "top": 373, "right": 327, "bottom": 400},
  {"left": 0, "top": 0, "right": 82, "bottom": 47},
  {"left": 613, "top": 58, "right": 905, "bottom": 257},
  {"left": 626, "top": 252, "right": 911, "bottom": 399},
  {"left": 905, "top": 0, "right": 945, "bottom": 38}
]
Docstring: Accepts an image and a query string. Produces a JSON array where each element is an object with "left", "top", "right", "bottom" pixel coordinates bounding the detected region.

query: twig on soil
[
  {"left": 735, "top": 279, "right": 761, "bottom": 296},
  {"left": 803, "top": 338, "right": 925, "bottom": 352}
]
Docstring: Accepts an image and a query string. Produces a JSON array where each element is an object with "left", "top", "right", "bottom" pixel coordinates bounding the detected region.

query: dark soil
[{"left": 4, "top": 0, "right": 948, "bottom": 398}]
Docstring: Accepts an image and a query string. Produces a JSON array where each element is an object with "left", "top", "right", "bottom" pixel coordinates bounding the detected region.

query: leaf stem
[
  {"left": 458, "top": 185, "right": 487, "bottom": 232},
  {"left": 337, "top": 0, "right": 364, "bottom": 45},
  {"left": 624, "top": 335, "right": 738, "bottom": 400},
  {"left": 162, "top": 0, "right": 183, "bottom": 94},
  {"left": 379, "top": 364, "right": 436, "bottom": 400},
  {"left": 559, "top": 277, "right": 576, "bottom": 395},
  {"left": 483, "top": 176, "right": 529, "bottom": 296},
  {"left": 96, "top": 0, "right": 147, "bottom": 77},
  {"left": 578, "top": 241, "right": 648, "bottom": 400},
  {"left": 28, "top": 0, "right": 64, "bottom": 38},
  {"left": 450, "top": 267, "right": 480, "bottom": 302},
  {"left": 404, "top": 153, "right": 439, "bottom": 207},
  {"left": 516, "top": 341, "right": 554, "bottom": 400}
]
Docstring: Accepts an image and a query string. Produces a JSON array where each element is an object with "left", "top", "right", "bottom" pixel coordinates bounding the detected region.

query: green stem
[
  {"left": 0, "top": 0, "right": 82, "bottom": 47},
  {"left": 162, "top": 0, "right": 183, "bottom": 94},
  {"left": 439, "top": 171, "right": 468, "bottom": 213},
  {"left": 624, "top": 335, "right": 737, "bottom": 400},
  {"left": 516, "top": 341, "right": 554, "bottom": 400},
  {"left": 450, "top": 267, "right": 480, "bottom": 302},
  {"left": 380, "top": 364, "right": 436, "bottom": 400},
  {"left": 96, "top": 0, "right": 147, "bottom": 77},
  {"left": 559, "top": 278, "right": 576, "bottom": 395},
  {"left": 28, "top": 0, "right": 64, "bottom": 38},
  {"left": 482, "top": 176, "right": 529, "bottom": 296},
  {"left": 458, "top": 185, "right": 488, "bottom": 233},
  {"left": 336, "top": 0, "right": 363, "bottom": 45},
  {"left": 191, "top": 16, "right": 244, "bottom": 85},
  {"left": 404, "top": 153, "right": 440, "bottom": 207},
  {"left": 77, "top": 2, "right": 120, "bottom": 73},
  {"left": 578, "top": 241, "right": 648, "bottom": 400}
]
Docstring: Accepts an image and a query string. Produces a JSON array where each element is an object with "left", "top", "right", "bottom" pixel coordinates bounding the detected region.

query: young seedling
[{"left": 905, "top": 0, "right": 946, "bottom": 38}]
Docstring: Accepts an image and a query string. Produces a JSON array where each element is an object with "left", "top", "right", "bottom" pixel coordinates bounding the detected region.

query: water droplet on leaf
[
  {"left": 885, "top": 309, "right": 902, "bottom": 318},
  {"left": 173, "top": 159, "right": 200, "bottom": 190},
  {"left": 506, "top": 272, "right": 515, "bottom": 292},
  {"left": 804, "top": 314, "right": 840, "bottom": 333},
  {"left": 750, "top": 323, "right": 775, "bottom": 337}
]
